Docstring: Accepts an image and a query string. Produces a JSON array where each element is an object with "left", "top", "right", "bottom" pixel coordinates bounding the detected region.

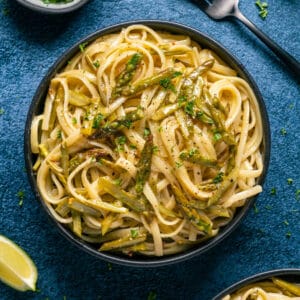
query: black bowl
[
  {"left": 16, "top": 0, "right": 89, "bottom": 14},
  {"left": 24, "top": 20, "right": 271, "bottom": 267},
  {"left": 213, "top": 269, "right": 300, "bottom": 299}
]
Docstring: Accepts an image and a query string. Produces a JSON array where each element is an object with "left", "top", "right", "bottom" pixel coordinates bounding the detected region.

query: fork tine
[{"left": 192, "top": 0, "right": 210, "bottom": 11}]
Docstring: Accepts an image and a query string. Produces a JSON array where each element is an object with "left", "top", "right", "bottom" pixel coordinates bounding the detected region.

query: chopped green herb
[
  {"left": 79, "top": 42, "right": 88, "bottom": 53},
  {"left": 178, "top": 95, "right": 187, "bottom": 106},
  {"left": 57, "top": 130, "right": 62, "bottom": 140},
  {"left": 2, "top": 8, "right": 9, "bottom": 16},
  {"left": 270, "top": 187, "right": 277, "bottom": 195},
  {"left": 114, "top": 178, "right": 122, "bottom": 186},
  {"left": 143, "top": 128, "right": 151, "bottom": 137},
  {"left": 188, "top": 148, "right": 198, "bottom": 157},
  {"left": 283, "top": 220, "right": 289, "bottom": 226},
  {"left": 152, "top": 145, "right": 159, "bottom": 154},
  {"left": 17, "top": 190, "right": 24, "bottom": 207},
  {"left": 129, "top": 144, "right": 137, "bottom": 149},
  {"left": 159, "top": 78, "right": 176, "bottom": 93},
  {"left": 280, "top": 128, "right": 287, "bottom": 136},
  {"left": 130, "top": 229, "right": 139, "bottom": 238},
  {"left": 72, "top": 117, "right": 77, "bottom": 125},
  {"left": 92, "top": 114, "right": 104, "bottom": 129},
  {"left": 107, "top": 263, "right": 112, "bottom": 271},
  {"left": 93, "top": 60, "right": 100, "bottom": 68},
  {"left": 184, "top": 101, "right": 195, "bottom": 116},
  {"left": 289, "top": 103, "right": 294, "bottom": 109},
  {"left": 255, "top": 0, "right": 268, "bottom": 20},
  {"left": 286, "top": 231, "right": 291, "bottom": 238},
  {"left": 296, "top": 190, "right": 300, "bottom": 200},
  {"left": 287, "top": 178, "right": 293, "bottom": 185},
  {"left": 147, "top": 291, "right": 157, "bottom": 300},
  {"left": 265, "top": 205, "right": 272, "bottom": 210},
  {"left": 213, "top": 131, "right": 222, "bottom": 142},
  {"left": 158, "top": 126, "right": 163, "bottom": 133},
  {"left": 115, "top": 135, "right": 126, "bottom": 151},
  {"left": 253, "top": 204, "right": 259, "bottom": 214},
  {"left": 175, "top": 161, "right": 183, "bottom": 168},
  {"left": 213, "top": 172, "right": 224, "bottom": 184},
  {"left": 0, "top": 108, "right": 4, "bottom": 115}
]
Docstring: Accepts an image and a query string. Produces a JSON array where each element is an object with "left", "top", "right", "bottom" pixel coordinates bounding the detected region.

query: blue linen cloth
[{"left": 0, "top": 0, "right": 299, "bottom": 299}]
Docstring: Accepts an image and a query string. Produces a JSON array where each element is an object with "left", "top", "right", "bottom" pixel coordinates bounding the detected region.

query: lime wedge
[{"left": 0, "top": 235, "right": 37, "bottom": 291}]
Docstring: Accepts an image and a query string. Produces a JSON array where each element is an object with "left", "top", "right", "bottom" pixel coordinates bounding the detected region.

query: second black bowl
[{"left": 213, "top": 269, "right": 300, "bottom": 299}]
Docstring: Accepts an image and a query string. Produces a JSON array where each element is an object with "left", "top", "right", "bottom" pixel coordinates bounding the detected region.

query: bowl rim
[
  {"left": 24, "top": 19, "right": 271, "bottom": 267},
  {"left": 212, "top": 268, "right": 300, "bottom": 299},
  {"left": 15, "top": 0, "right": 89, "bottom": 14}
]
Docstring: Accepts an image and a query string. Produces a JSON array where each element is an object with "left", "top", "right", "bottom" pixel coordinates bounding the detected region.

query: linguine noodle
[
  {"left": 223, "top": 278, "right": 300, "bottom": 300},
  {"left": 31, "top": 24, "right": 264, "bottom": 256}
]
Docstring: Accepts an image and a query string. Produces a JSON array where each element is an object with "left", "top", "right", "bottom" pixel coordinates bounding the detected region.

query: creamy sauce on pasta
[{"left": 31, "top": 25, "right": 264, "bottom": 256}]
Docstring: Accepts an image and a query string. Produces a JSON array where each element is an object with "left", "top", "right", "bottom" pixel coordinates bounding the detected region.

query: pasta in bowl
[
  {"left": 25, "top": 21, "right": 270, "bottom": 266},
  {"left": 213, "top": 269, "right": 300, "bottom": 300}
]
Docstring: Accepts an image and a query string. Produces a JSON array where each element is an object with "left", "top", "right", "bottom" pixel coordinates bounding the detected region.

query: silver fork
[{"left": 194, "top": 0, "right": 300, "bottom": 76}]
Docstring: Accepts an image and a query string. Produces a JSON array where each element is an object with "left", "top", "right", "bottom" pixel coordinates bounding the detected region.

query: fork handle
[{"left": 234, "top": 10, "right": 300, "bottom": 76}]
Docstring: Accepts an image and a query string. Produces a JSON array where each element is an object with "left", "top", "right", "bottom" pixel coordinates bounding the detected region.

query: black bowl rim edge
[
  {"left": 15, "top": 0, "right": 90, "bottom": 14},
  {"left": 24, "top": 19, "right": 271, "bottom": 268},
  {"left": 212, "top": 268, "right": 300, "bottom": 300}
]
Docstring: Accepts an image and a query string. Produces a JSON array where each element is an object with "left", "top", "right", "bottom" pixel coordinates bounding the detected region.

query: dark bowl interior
[
  {"left": 24, "top": 20, "right": 271, "bottom": 267},
  {"left": 213, "top": 269, "right": 300, "bottom": 299},
  {"left": 16, "top": 0, "right": 89, "bottom": 14}
]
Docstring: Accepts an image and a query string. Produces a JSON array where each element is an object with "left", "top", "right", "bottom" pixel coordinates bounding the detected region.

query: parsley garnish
[
  {"left": 72, "top": 117, "right": 77, "bottom": 125},
  {"left": 152, "top": 146, "right": 159, "bottom": 154},
  {"left": 265, "top": 205, "right": 272, "bottom": 210},
  {"left": 143, "top": 128, "right": 151, "bottom": 137},
  {"left": 178, "top": 95, "right": 187, "bottom": 106},
  {"left": 147, "top": 291, "right": 157, "bottom": 300},
  {"left": 79, "top": 42, "right": 88, "bottom": 53},
  {"left": 270, "top": 187, "right": 277, "bottom": 195},
  {"left": 280, "top": 128, "right": 287, "bottom": 136},
  {"left": 93, "top": 60, "right": 100, "bottom": 68},
  {"left": 253, "top": 203, "right": 259, "bottom": 214},
  {"left": 158, "top": 126, "right": 163, "bottom": 132},
  {"left": 130, "top": 229, "right": 139, "bottom": 238},
  {"left": 0, "top": 108, "right": 4, "bottom": 115},
  {"left": 57, "top": 130, "right": 62, "bottom": 140},
  {"left": 213, "top": 172, "right": 224, "bottom": 184},
  {"left": 255, "top": 0, "right": 268, "bottom": 20},
  {"left": 92, "top": 114, "right": 104, "bottom": 129},
  {"left": 287, "top": 178, "right": 293, "bottom": 185},
  {"left": 114, "top": 178, "right": 122, "bottom": 186},
  {"left": 115, "top": 136, "right": 126, "bottom": 151},
  {"left": 108, "top": 263, "right": 112, "bottom": 271},
  {"left": 184, "top": 101, "right": 195, "bottom": 116},
  {"left": 159, "top": 77, "right": 176, "bottom": 93},
  {"left": 17, "top": 190, "right": 24, "bottom": 207},
  {"left": 286, "top": 231, "right": 291, "bottom": 238},
  {"left": 129, "top": 144, "right": 137, "bottom": 149},
  {"left": 175, "top": 161, "right": 183, "bottom": 168},
  {"left": 296, "top": 190, "right": 300, "bottom": 200},
  {"left": 213, "top": 131, "right": 222, "bottom": 142},
  {"left": 2, "top": 8, "right": 9, "bottom": 16},
  {"left": 283, "top": 220, "right": 289, "bottom": 226}
]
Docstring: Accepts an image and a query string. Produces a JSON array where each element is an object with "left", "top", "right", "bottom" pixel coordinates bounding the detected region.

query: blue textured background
[{"left": 0, "top": 0, "right": 299, "bottom": 299}]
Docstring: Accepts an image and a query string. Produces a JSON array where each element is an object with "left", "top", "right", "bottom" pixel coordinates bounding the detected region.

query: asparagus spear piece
[
  {"left": 90, "top": 107, "right": 144, "bottom": 139},
  {"left": 179, "top": 149, "right": 218, "bottom": 168},
  {"left": 99, "top": 177, "right": 147, "bottom": 212},
  {"left": 120, "top": 68, "right": 181, "bottom": 97},
  {"left": 272, "top": 278, "right": 300, "bottom": 296},
  {"left": 135, "top": 135, "right": 154, "bottom": 194},
  {"left": 112, "top": 53, "right": 143, "bottom": 99}
]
